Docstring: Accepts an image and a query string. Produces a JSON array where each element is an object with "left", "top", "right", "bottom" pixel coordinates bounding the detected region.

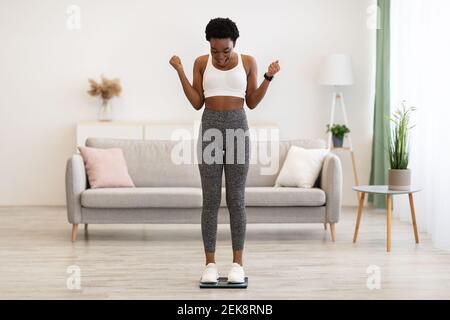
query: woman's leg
[
  {"left": 224, "top": 146, "right": 249, "bottom": 264},
  {"left": 197, "top": 112, "right": 224, "bottom": 265},
  {"left": 223, "top": 112, "right": 250, "bottom": 266},
  {"left": 199, "top": 159, "right": 223, "bottom": 264}
]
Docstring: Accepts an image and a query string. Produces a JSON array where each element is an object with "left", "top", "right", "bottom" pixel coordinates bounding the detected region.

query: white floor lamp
[{"left": 319, "top": 54, "right": 360, "bottom": 200}]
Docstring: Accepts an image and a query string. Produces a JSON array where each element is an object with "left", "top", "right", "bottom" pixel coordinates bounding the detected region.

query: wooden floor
[{"left": 1, "top": 205, "right": 450, "bottom": 299}]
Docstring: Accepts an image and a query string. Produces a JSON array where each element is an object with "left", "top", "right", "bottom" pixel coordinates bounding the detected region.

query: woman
[{"left": 169, "top": 17, "right": 280, "bottom": 284}]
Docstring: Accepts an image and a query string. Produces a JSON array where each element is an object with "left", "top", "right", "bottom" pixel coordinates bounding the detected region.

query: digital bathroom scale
[{"left": 199, "top": 277, "right": 248, "bottom": 289}]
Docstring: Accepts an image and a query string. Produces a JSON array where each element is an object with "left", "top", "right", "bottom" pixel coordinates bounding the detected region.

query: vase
[
  {"left": 98, "top": 100, "right": 113, "bottom": 121},
  {"left": 388, "top": 169, "right": 411, "bottom": 191}
]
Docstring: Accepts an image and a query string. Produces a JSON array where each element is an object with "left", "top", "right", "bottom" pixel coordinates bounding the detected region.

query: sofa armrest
[
  {"left": 65, "top": 154, "right": 87, "bottom": 224},
  {"left": 320, "top": 153, "right": 342, "bottom": 223}
]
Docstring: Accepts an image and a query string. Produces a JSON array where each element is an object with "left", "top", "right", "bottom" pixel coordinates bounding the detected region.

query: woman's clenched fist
[
  {"left": 266, "top": 60, "right": 281, "bottom": 77},
  {"left": 169, "top": 55, "right": 183, "bottom": 72}
]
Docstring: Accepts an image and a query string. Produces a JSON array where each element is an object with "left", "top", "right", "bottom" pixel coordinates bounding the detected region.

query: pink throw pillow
[{"left": 77, "top": 146, "right": 135, "bottom": 188}]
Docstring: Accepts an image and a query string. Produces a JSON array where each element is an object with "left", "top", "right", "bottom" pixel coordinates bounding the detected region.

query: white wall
[{"left": 0, "top": 0, "right": 375, "bottom": 206}]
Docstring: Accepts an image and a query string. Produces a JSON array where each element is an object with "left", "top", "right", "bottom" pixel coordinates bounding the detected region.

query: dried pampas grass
[{"left": 87, "top": 74, "right": 122, "bottom": 102}]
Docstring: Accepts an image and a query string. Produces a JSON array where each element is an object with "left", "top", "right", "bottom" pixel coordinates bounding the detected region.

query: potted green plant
[
  {"left": 387, "top": 102, "right": 416, "bottom": 190},
  {"left": 326, "top": 124, "right": 350, "bottom": 148}
]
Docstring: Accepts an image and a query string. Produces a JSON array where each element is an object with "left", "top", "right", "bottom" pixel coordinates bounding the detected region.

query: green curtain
[{"left": 368, "top": 0, "right": 391, "bottom": 209}]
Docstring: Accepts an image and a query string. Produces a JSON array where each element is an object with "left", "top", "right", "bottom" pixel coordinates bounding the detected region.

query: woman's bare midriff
[{"left": 205, "top": 96, "right": 245, "bottom": 111}]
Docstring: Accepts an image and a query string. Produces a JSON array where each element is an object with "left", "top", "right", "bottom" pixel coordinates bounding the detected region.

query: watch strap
[{"left": 264, "top": 73, "right": 274, "bottom": 81}]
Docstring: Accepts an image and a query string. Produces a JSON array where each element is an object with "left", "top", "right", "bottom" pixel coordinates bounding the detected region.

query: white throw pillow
[{"left": 275, "top": 146, "right": 329, "bottom": 188}]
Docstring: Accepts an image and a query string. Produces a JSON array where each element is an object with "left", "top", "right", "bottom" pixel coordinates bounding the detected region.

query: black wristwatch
[{"left": 264, "top": 73, "right": 274, "bottom": 82}]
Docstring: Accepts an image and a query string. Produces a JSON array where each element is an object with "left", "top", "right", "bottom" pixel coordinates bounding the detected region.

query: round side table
[{"left": 352, "top": 185, "right": 422, "bottom": 252}]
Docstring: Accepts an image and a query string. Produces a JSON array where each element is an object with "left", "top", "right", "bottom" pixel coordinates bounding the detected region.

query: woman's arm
[
  {"left": 245, "top": 56, "right": 280, "bottom": 109},
  {"left": 169, "top": 55, "right": 205, "bottom": 110}
]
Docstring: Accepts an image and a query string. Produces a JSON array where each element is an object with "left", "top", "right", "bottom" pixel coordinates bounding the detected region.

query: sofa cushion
[
  {"left": 77, "top": 146, "right": 135, "bottom": 188},
  {"left": 274, "top": 146, "right": 329, "bottom": 188},
  {"left": 81, "top": 186, "right": 326, "bottom": 209},
  {"left": 81, "top": 187, "right": 202, "bottom": 208},
  {"left": 245, "top": 139, "right": 327, "bottom": 187},
  {"left": 85, "top": 138, "right": 201, "bottom": 188},
  {"left": 85, "top": 137, "right": 327, "bottom": 188},
  {"left": 219, "top": 187, "right": 326, "bottom": 207}
]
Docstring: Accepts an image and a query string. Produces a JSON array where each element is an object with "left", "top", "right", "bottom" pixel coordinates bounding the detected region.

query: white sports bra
[{"left": 202, "top": 52, "right": 247, "bottom": 99}]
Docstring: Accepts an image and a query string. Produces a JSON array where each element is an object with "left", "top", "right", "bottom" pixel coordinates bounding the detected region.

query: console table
[{"left": 76, "top": 120, "right": 279, "bottom": 150}]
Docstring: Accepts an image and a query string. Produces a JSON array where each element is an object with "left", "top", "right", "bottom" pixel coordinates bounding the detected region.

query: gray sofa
[{"left": 65, "top": 137, "right": 342, "bottom": 242}]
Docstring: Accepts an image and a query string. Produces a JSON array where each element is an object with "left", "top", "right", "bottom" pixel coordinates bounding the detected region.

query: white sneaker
[
  {"left": 227, "top": 263, "right": 245, "bottom": 283},
  {"left": 200, "top": 263, "right": 219, "bottom": 284}
]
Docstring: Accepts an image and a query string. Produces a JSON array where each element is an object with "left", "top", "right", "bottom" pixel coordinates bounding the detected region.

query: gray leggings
[{"left": 197, "top": 107, "right": 250, "bottom": 253}]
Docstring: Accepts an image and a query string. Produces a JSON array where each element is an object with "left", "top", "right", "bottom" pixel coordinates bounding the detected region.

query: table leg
[
  {"left": 353, "top": 192, "right": 366, "bottom": 243},
  {"left": 386, "top": 194, "right": 392, "bottom": 252},
  {"left": 408, "top": 193, "right": 420, "bottom": 244}
]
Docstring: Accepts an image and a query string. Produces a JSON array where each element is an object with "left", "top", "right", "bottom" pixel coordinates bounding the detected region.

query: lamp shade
[{"left": 318, "top": 54, "right": 354, "bottom": 86}]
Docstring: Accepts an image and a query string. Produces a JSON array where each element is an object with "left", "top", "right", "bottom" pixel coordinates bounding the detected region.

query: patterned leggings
[{"left": 197, "top": 107, "right": 251, "bottom": 252}]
